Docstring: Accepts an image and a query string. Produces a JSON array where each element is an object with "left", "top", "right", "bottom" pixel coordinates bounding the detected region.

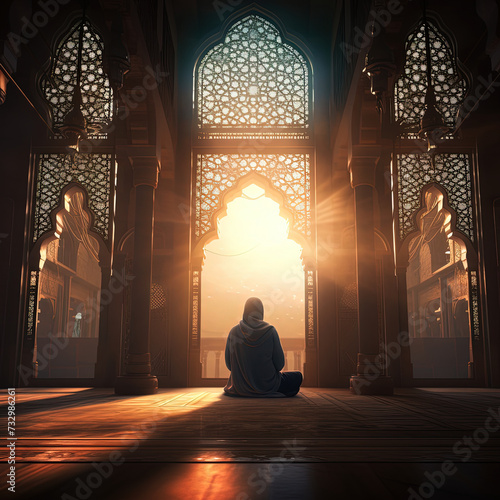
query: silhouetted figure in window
[{"left": 224, "top": 297, "right": 303, "bottom": 397}]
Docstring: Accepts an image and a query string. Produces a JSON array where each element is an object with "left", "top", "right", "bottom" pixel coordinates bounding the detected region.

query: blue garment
[
  {"left": 223, "top": 319, "right": 285, "bottom": 397},
  {"left": 277, "top": 371, "right": 303, "bottom": 397}
]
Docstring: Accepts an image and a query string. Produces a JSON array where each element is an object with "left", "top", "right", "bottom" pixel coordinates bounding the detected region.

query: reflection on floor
[{"left": 1, "top": 387, "right": 499, "bottom": 499}]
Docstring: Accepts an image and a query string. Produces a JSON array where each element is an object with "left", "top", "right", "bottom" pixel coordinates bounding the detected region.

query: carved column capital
[
  {"left": 131, "top": 156, "right": 160, "bottom": 188},
  {"left": 348, "top": 156, "right": 379, "bottom": 189}
]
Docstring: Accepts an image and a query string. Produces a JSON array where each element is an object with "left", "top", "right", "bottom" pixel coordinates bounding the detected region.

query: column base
[
  {"left": 115, "top": 375, "right": 158, "bottom": 395},
  {"left": 349, "top": 375, "right": 394, "bottom": 395}
]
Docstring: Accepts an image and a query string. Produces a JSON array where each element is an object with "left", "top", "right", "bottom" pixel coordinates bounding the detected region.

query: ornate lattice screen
[
  {"left": 395, "top": 20, "right": 467, "bottom": 136},
  {"left": 195, "top": 153, "right": 311, "bottom": 239},
  {"left": 42, "top": 20, "right": 113, "bottom": 138},
  {"left": 397, "top": 153, "right": 473, "bottom": 241},
  {"left": 196, "top": 14, "right": 310, "bottom": 138},
  {"left": 34, "top": 154, "right": 112, "bottom": 241}
]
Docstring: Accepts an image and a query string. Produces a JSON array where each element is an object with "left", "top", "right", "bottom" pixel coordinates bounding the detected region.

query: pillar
[
  {"left": 349, "top": 157, "right": 393, "bottom": 395},
  {"left": 202, "top": 351, "right": 208, "bottom": 378},
  {"left": 115, "top": 156, "right": 159, "bottom": 395},
  {"left": 214, "top": 351, "right": 221, "bottom": 379}
]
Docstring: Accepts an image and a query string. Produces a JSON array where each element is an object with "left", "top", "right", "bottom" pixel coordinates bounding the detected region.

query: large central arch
[
  {"left": 189, "top": 9, "right": 317, "bottom": 385},
  {"left": 198, "top": 176, "right": 308, "bottom": 379}
]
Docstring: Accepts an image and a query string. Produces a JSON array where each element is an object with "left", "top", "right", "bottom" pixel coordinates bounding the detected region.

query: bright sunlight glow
[{"left": 201, "top": 185, "right": 305, "bottom": 340}]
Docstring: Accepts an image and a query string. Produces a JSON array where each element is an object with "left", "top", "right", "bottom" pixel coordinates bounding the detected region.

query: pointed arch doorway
[
  {"left": 196, "top": 175, "right": 310, "bottom": 384},
  {"left": 26, "top": 185, "right": 110, "bottom": 382},
  {"left": 189, "top": 11, "right": 317, "bottom": 386},
  {"left": 189, "top": 157, "right": 317, "bottom": 386}
]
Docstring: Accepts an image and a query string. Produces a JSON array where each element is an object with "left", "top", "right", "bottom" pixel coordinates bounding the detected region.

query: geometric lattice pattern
[
  {"left": 397, "top": 153, "right": 473, "bottom": 241},
  {"left": 33, "top": 154, "right": 112, "bottom": 242},
  {"left": 151, "top": 283, "right": 167, "bottom": 310},
  {"left": 395, "top": 20, "right": 467, "bottom": 136},
  {"left": 196, "top": 15, "right": 309, "bottom": 138},
  {"left": 42, "top": 21, "right": 113, "bottom": 138},
  {"left": 196, "top": 154, "right": 311, "bottom": 239}
]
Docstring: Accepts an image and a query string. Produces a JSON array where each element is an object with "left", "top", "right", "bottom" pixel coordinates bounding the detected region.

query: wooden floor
[{"left": 1, "top": 387, "right": 500, "bottom": 499}]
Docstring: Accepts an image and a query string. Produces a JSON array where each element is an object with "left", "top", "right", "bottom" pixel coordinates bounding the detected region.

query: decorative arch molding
[
  {"left": 397, "top": 183, "right": 476, "bottom": 270},
  {"left": 24, "top": 184, "right": 110, "bottom": 343},
  {"left": 30, "top": 183, "right": 110, "bottom": 270},
  {"left": 192, "top": 172, "right": 312, "bottom": 266},
  {"left": 195, "top": 153, "right": 312, "bottom": 242},
  {"left": 396, "top": 153, "right": 474, "bottom": 243},
  {"left": 194, "top": 3, "right": 314, "bottom": 78},
  {"left": 33, "top": 153, "right": 113, "bottom": 243}
]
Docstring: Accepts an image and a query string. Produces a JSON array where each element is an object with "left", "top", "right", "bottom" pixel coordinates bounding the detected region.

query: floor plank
[{"left": 1, "top": 387, "right": 499, "bottom": 499}]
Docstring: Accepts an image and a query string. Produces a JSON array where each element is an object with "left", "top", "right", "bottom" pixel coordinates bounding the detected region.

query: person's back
[{"left": 224, "top": 297, "right": 303, "bottom": 398}]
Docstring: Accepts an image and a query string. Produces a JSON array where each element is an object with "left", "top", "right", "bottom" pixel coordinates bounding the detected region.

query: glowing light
[{"left": 201, "top": 185, "right": 305, "bottom": 342}]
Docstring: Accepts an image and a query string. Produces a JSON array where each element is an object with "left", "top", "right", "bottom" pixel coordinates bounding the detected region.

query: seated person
[{"left": 223, "top": 297, "right": 303, "bottom": 397}]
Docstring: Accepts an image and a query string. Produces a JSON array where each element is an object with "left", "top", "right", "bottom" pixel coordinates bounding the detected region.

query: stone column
[
  {"left": 115, "top": 156, "right": 159, "bottom": 395},
  {"left": 349, "top": 156, "right": 393, "bottom": 395},
  {"left": 201, "top": 351, "right": 208, "bottom": 378}
]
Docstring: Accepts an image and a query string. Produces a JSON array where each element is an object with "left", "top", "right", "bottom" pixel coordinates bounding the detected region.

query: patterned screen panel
[
  {"left": 397, "top": 153, "right": 473, "bottom": 241},
  {"left": 196, "top": 15, "right": 310, "bottom": 138},
  {"left": 34, "top": 154, "right": 112, "bottom": 242},
  {"left": 395, "top": 20, "right": 467, "bottom": 136},
  {"left": 196, "top": 153, "right": 311, "bottom": 239},
  {"left": 42, "top": 21, "right": 113, "bottom": 138}
]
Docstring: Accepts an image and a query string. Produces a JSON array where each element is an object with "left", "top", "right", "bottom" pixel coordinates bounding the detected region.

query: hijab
[{"left": 239, "top": 297, "right": 273, "bottom": 340}]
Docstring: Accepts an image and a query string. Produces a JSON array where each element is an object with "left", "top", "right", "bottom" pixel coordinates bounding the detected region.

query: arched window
[
  {"left": 196, "top": 14, "right": 311, "bottom": 138},
  {"left": 24, "top": 18, "right": 114, "bottom": 382},
  {"left": 35, "top": 188, "right": 104, "bottom": 378},
  {"left": 393, "top": 19, "right": 482, "bottom": 382},
  {"left": 33, "top": 18, "right": 114, "bottom": 243},
  {"left": 395, "top": 19, "right": 467, "bottom": 136},
  {"left": 191, "top": 13, "right": 316, "bottom": 383},
  {"left": 42, "top": 19, "right": 113, "bottom": 137},
  {"left": 406, "top": 187, "right": 473, "bottom": 379},
  {"left": 397, "top": 153, "right": 473, "bottom": 242}
]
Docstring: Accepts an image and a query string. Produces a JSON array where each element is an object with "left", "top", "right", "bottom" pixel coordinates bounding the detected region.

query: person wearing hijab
[{"left": 223, "top": 297, "right": 303, "bottom": 397}]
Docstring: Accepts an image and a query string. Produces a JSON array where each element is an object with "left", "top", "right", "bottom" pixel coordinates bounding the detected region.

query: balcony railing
[{"left": 201, "top": 337, "right": 305, "bottom": 379}]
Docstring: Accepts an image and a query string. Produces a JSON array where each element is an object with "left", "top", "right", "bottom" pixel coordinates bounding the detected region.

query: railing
[{"left": 201, "top": 337, "right": 305, "bottom": 379}]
